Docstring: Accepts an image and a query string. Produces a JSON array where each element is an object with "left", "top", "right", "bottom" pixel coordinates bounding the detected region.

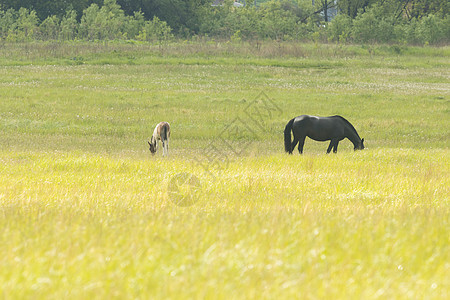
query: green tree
[
  {"left": 98, "top": 0, "right": 127, "bottom": 39},
  {"left": 260, "top": 0, "right": 299, "bottom": 40},
  {"left": 0, "top": 0, "right": 97, "bottom": 21},
  {"left": 327, "top": 13, "right": 353, "bottom": 42},
  {"left": 337, "top": 0, "right": 375, "bottom": 18},
  {"left": 79, "top": 3, "right": 101, "bottom": 40},
  {"left": 123, "top": 10, "right": 146, "bottom": 39},
  {"left": 137, "top": 16, "right": 173, "bottom": 44},
  {"left": 408, "top": 0, "right": 449, "bottom": 19},
  {"left": 60, "top": 9, "right": 78, "bottom": 40},
  {"left": 79, "top": 0, "right": 127, "bottom": 40},
  {"left": 0, "top": 9, "right": 17, "bottom": 39},
  {"left": 352, "top": 4, "right": 384, "bottom": 43},
  {"left": 11, "top": 7, "right": 39, "bottom": 41},
  {"left": 197, "top": 0, "right": 236, "bottom": 37},
  {"left": 39, "top": 15, "right": 60, "bottom": 40},
  {"left": 313, "top": 0, "right": 337, "bottom": 22},
  {"left": 415, "top": 14, "right": 446, "bottom": 44}
]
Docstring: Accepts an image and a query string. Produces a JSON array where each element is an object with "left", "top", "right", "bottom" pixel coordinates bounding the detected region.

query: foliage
[
  {"left": 59, "top": 10, "right": 79, "bottom": 41},
  {"left": 327, "top": 1, "right": 450, "bottom": 45},
  {"left": 136, "top": 17, "right": 173, "bottom": 43},
  {"left": 198, "top": 0, "right": 312, "bottom": 40},
  {"left": 0, "top": 9, "right": 18, "bottom": 38},
  {"left": 407, "top": 0, "right": 449, "bottom": 19},
  {"left": 352, "top": 4, "right": 395, "bottom": 43},
  {"left": 39, "top": 15, "right": 60, "bottom": 40},
  {"left": 79, "top": 0, "right": 127, "bottom": 40},
  {"left": 415, "top": 14, "right": 447, "bottom": 45},
  {"left": 2, "top": 7, "right": 39, "bottom": 42},
  {"left": 337, "top": 0, "right": 376, "bottom": 19},
  {"left": 0, "top": 0, "right": 449, "bottom": 44},
  {"left": 327, "top": 14, "right": 352, "bottom": 43},
  {"left": 260, "top": 0, "right": 301, "bottom": 40}
]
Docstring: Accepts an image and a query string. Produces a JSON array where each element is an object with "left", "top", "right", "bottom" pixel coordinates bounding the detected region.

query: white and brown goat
[{"left": 148, "top": 122, "right": 170, "bottom": 157}]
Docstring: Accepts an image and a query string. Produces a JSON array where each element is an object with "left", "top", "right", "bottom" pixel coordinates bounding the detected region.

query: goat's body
[{"left": 149, "top": 122, "right": 171, "bottom": 156}]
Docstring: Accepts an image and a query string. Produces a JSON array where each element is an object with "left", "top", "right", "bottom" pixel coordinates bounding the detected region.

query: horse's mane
[{"left": 333, "top": 115, "right": 360, "bottom": 138}]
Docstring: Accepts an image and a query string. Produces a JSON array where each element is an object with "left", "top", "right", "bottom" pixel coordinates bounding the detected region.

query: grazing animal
[
  {"left": 148, "top": 122, "right": 171, "bottom": 157},
  {"left": 284, "top": 115, "right": 364, "bottom": 154}
]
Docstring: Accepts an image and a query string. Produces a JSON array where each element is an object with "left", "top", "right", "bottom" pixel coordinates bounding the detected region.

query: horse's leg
[
  {"left": 298, "top": 136, "right": 306, "bottom": 154},
  {"left": 290, "top": 137, "right": 299, "bottom": 155},
  {"left": 326, "top": 140, "right": 333, "bottom": 153},
  {"left": 327, "top": 139, "right": 340, "bottom": 154},
  {"left": 162, "top": 140, "right": 166, "bottom": 157},
  {"left": 327, "top": 139, "right": 339, "bottom": 154},
  {"left": 333, "top": 141, "right": 339, "bottom": 153}
]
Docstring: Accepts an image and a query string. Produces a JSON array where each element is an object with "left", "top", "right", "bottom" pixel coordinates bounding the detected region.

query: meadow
[{"left": 0, "top": 41, "right": 449, "bottom": 299}]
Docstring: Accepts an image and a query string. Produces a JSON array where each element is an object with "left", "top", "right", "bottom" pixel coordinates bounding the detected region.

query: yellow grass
[{"left": 1, "top": 149, "right": 448, "bottom": 299}]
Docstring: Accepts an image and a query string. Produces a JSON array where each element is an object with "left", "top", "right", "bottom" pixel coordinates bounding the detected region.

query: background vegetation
[{"left": 0, "top": 0, "right": 449, "bottom": 44}]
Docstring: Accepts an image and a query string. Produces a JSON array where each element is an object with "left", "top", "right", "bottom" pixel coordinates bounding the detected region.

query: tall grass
[
  {"left": 0, "top": 150, "right": 448, "bottom": 298},
  {"left": 0, "top": 41, "right": 449, "bottom": 65}
]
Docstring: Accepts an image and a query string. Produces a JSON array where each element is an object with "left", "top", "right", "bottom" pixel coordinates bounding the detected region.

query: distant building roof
[{"left": 212, "top": 0, "right": 245, "bottom": 7}]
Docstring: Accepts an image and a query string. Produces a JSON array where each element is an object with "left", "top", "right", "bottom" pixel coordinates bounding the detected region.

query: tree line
[{"left": 0, "top": 0, "right": 448, "bottom": 44}]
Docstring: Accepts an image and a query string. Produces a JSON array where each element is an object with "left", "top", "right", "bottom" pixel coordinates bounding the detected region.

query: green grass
[{"left": 0, "top": 41, "right": 449, "bottom": 299}]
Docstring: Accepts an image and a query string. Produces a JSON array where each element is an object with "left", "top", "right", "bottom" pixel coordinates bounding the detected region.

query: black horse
[{"left": 284, "top": 115, "right": 364, "bottom": 154}]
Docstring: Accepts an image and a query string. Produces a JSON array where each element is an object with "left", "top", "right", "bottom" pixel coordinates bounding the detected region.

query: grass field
[{"left": 0, "top": 41, "right": 449, "bottom": 299}]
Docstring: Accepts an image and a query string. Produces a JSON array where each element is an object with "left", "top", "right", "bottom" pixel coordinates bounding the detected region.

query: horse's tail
[
  {"left": 284, "top": 118, "right": 295, "bottom": 153},
  {"left": 160, "top": 124, "right": 169, "bottom": 143}
]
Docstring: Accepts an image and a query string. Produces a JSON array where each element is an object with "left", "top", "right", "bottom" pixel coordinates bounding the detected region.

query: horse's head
[
  {"left": 148, "top": 140, "right": 156, "bottom": 155},
  {"left": 355, "top": 138, "right": 365, "bottom": 150}
]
